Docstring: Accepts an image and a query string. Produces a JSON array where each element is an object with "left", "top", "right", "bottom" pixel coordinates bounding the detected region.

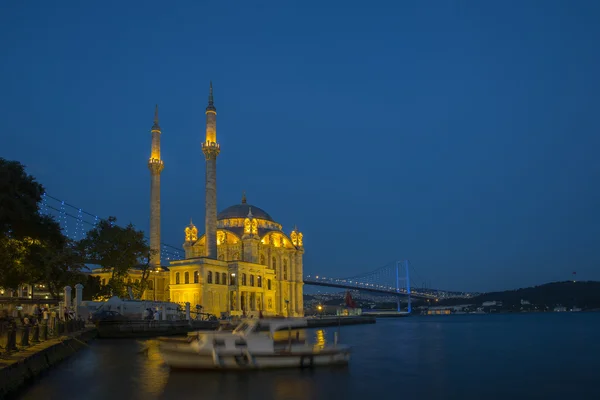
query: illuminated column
[
  {"left": 291, "top": 227, "right": 305, "bottom": 316},
  {"left": 148, "top": 105, "right": 164, "bottom": 267},
  {"left": 242, "top": 207, "right": 260, "bottom": 263},
  {"left": 201, "top": 82, "right": 220, "bottom": 259}
]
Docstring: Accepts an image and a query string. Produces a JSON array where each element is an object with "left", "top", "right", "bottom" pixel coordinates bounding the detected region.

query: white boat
[{"left": 158, "top": 318, "right": 351, "bottom": 370}]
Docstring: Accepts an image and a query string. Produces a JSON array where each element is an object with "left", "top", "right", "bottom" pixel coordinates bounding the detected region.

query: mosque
[{"left": 93, "top": 84, "right": 305, "bottom": 318}]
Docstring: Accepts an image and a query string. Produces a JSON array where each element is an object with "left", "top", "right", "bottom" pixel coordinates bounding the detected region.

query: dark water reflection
[{"left": 18, "top": 313, "right": 600, "bottom": 400}]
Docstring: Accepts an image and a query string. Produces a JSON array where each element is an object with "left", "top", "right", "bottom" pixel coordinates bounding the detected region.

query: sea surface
[{"left": 18, "top": 313, "right": 600, "bottom": 400}]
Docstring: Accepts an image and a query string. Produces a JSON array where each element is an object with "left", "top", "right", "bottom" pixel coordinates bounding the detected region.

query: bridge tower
[
  {"left": 395, "top": 260, "right": 412, "bottom": 313},
  {"left": 201, "top": 82, "right": 220, "bottom": 259},
  {"left": 148, "top": 105, "right": 164, "bottom": 267}
]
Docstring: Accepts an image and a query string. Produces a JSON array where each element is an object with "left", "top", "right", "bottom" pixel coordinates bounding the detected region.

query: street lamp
[
  {"left": 317, "top": 304, "right": 323, "bottom": 318},
  {"left": 230, "top": 273, "right": 236, "bottom": 315}
]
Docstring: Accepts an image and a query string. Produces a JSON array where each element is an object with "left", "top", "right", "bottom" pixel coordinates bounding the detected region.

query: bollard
[
  {"left": 40, "top": 323, "right": 48, "bottom": 341},
  {"left": 18, "top": 326, "right": 30, "bottom": 347},
  {"left": 7, "top": 327, "right": 17, "bottom": 352},
  {"left": 31, "top": 325, "right": 40, "bottom": 343}
]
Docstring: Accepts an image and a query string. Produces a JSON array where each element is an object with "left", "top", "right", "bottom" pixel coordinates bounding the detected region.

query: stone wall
[{"left": 0, "top": 328, "right": 97, "bottom": 398}]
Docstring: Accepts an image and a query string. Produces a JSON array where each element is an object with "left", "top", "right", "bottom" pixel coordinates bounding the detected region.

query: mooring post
[
  {"left": 75, "top": 283, "right": 83, "bottom": 319},
  {"left": 63, "top": 286, "right": 72, "bottom": 308}
]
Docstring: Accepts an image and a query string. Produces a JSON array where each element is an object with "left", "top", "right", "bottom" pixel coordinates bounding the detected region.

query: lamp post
[
  {"left": 317, "top": 304, "right": 323, "bottom": 318},
  {"left": 230, "top": 273, "right": 236, "bottom": 316},
  {"left": 285, "top": 299, "right": 290, "bottom": 318}
]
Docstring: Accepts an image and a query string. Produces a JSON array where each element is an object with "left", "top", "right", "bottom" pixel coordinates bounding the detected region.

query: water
[{"left": 18, "top": 313, "right": 600, "bottom": 400}]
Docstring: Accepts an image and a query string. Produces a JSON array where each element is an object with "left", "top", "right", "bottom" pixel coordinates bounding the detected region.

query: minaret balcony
[
  {"left": 148, "top": 158, "right": 164, "bottom": 174},
  {"left": 201, "top": 141, "right": 220, "bottom": 149}
]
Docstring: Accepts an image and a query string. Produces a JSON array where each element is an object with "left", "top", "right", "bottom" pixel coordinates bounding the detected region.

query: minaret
[
  {"left": 201, "top": 82, "right": 220, "bottom": 258},
  {"left": 148, "top": 105, "right": 164, "bottom": 267}
]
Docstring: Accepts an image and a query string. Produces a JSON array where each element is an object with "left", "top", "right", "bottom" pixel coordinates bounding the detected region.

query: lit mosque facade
[{"left": 93, "top": 84, "right": 305, "bottom": 317}]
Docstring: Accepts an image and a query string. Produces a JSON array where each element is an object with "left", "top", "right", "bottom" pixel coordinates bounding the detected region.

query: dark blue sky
[{"left": 2, "top": 1, "right": 599, "bottom": 292}]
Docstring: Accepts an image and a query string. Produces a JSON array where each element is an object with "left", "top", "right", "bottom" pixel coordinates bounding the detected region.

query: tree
[
  {"left": 0, "top": 158, "right": 45, "bottom": 238},
  {"left": 82, "top": 275, "right": 110, "bottom": 301},
  {"left": 0, "top": 158, "right": 86, "bottom": 294},
  {"left": 77, "top": 216, "right": 153, "bottom": 299}
]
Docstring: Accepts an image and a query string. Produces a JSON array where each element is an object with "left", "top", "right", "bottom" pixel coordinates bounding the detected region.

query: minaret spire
[
  {"left": 241, "top": 191, "right": 247, "bottom": 204},
  {"left": 206, "top": 81, "right": 215, "bottom": 112},
  {"left": 152, "top": 104, "right": 160, "bottom": 130},
  {"left": 202, "top": 82, "right": 220, "bottom": 259}
]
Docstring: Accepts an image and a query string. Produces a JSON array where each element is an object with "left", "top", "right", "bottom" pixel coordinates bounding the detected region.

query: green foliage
[
  {"left": 0, "top": 158, "right": 45, "bottom": 238},
  {"left": 0, "top": 158, "right": 85, "bottom": 295},
  {"left": 82, "top": 275, "right": 111, "bottom": 301},
  {"left": 77, "top": 216, "right": 153, "bottom": 299}
]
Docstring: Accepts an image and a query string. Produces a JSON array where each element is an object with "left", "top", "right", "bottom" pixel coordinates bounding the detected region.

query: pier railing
[{"left": 0, "top": 318, "right": 87, "bottom": 356}]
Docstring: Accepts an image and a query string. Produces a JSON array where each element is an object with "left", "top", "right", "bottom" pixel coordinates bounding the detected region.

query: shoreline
[{"left": 0, "top": 327, "right": 97, "bottom": 399}]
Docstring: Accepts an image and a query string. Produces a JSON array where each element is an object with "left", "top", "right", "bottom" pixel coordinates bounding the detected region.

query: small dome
[{"left": 217, "top": 204, "right": 274, "bottom": 222}]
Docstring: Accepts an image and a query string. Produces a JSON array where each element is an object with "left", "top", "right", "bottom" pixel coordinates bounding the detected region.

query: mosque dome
[
  {"left": 217, "top": 192, "right": 275, "bottom": 222},
  {"left": 217, "top": 203, "right": 274, "bottom": 222}
]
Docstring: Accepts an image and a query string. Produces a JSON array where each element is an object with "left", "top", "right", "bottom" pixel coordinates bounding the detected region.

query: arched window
[
  {"left": 272, "top": 257, "right": 277, "bottom": 270},
  {"left": 283, "top": 259, "right": 288, "bottom": 280},
  {"left": 207, "top": 271, "right": 213, "bottom": 284},
  {"left": 250, "top": 274, "right": 255, "bottom": 287},
  {"left": 257, "top": 276, "right": 262, "bottom": 288},
  {"left": 175, "top": 272, "right": 180, "bottom": 284},
  {"left": 230, "top": 274, "right": 236, "bottom": 286},
  {"left": 242, "top": 273, "right": 247, "bottom": 286},
  {"left": 260, "top": 254, "right": 266, "bottom": 265},
  {"left": 215, "top": 272, "right": 220, "bottom": 285},
  {"left": 222, "top": 272, "right": 227, "bottom": 285},
  {"left": 184, "top": 272, "right": 190, "bottom": 284},
  {"left": 194, "top": 271, "right": 199, "bottom": 283},
  {"left": 148, "top": 280, "right": 154, "bottom": 290}
]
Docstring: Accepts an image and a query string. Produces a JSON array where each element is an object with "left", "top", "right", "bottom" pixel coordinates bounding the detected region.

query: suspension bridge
[{"left": 41, "top": 193, "right": 440, "bottom": 307}]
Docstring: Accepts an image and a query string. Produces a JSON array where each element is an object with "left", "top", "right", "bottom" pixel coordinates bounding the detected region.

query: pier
[{"left": 95, "top": 319, "right": 219, "bottom": 338}]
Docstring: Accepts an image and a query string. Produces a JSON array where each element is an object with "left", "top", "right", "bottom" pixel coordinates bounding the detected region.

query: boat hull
[{"left": 159, "top": 345, "right": 351, "bottom": 370}]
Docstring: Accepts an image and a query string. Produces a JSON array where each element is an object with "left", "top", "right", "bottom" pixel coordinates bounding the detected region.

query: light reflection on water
[{"left": 17, "top": 314, "right": 600, "bottom": 400}]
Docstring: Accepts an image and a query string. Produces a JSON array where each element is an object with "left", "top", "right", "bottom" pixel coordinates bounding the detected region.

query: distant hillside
[{"left": 438, "top": 281, "right": 600, "bottom": 309}]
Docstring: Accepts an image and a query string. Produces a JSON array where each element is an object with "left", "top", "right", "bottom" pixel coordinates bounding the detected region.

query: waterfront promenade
[{"left": 0, "top": 319, "right": 95, "bottom": 398}]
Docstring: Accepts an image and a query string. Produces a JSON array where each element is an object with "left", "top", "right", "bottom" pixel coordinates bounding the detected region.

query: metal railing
[{"left": 0, "top": 318, "right": 87, "bottom": 357}]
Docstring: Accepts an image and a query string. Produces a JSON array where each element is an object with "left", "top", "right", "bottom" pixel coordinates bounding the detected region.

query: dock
[
  {"left": 361, "top": 311, "right": 411, "bottom": 318},
  {"left": 95, "top": 320, "right": 219, "bottom": 338},
  {"left": 306, "top": 315, "right": 376, "bottom": 327}
]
